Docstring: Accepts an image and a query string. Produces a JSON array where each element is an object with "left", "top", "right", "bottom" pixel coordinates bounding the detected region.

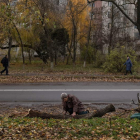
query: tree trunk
[
  {"left": 50, "top": 50, "right": 54, "bottom": 69},
  {"left": 66, "top": 53, "right": 70, "bottom": 65},
  {"left": 51, "top": 62, "right": 54, "bottom": 69},
  {"left": 54, "top": 51, "right": 57, "bottom": 65},
  {"left": 48, "top": 38, "right": 54, "bottom": 69},
  {"left": 83, "top": 61, "right": 86, "bottom": 68},
  {"left": 8, "top": 36, "right": 12, "bottom": 63},
  {"left": 137, "top": 0, "right": 140, "bottom": 35},
  {"left": 26, "top": 104, "right": 115, "bottom": 119},
  {"left": 83, "top": 3, "right": 93, "bottom": 68},
  {"left": 12, "top": 21, "right": 25, "bottom": 64},
  {"left": 28, "top": 49, "right": 31, "bottom": 64},
  {"left": 138, "top": 26, "right": 140, "bottom": 35},
  {"left": 66, "top": 42, "right": 73, "bottom": 65},
  {"left": 73, "top": 26, "right": 77, "bottom": 65},
  {"left": 108, "top": 4, "right": 114, "bottom": 55}
]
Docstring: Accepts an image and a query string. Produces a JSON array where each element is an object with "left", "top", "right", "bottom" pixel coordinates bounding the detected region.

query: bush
[
  {"left": 103, "top": 47, "right": 138, "bottom": 73},
  {"left": 94, "top": 51, "right": 106, "bottom": 68},
  {"left": 80, "top": 46, "right": 95, "bottom": 64},
  {"left": 80, "top": 46, "right": 105, "bottom": 68}
]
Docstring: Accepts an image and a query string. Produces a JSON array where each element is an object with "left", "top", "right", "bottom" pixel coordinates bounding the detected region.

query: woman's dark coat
[
  {"left": 124, "top": 58, "right": 132, "bottom": 71},
  {"left": 62, "top": 94, "right": 85, "bottom": 113}
]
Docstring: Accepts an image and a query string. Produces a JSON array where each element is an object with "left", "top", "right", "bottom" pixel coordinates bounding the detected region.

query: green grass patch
[
  {"left": 8, "top": 62, "right": 104, "bottom": 74},
  {"left": 0, "top": 117, "right": 140, "bottom": 139}
]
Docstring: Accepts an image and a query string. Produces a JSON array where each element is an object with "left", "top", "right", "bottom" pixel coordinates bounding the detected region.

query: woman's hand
[
  {"left": 63, "top": 111, "right": 67, "bottom": 115},
  {"left": 71, "top": 112, "right": 76, "bottom": 117}
]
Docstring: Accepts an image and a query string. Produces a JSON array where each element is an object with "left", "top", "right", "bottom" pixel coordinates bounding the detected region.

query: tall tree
[
  {"left": 0, "top": 0, "right": 25, "bottom": 64},
  {"left": 64, "top": 0, "right": 90, "bottom": 65},
  {"left": 83, "top": 2, "right": 94, "bottom": 67}
]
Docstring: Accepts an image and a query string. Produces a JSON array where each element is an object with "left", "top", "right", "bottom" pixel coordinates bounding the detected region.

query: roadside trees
[
  {"left": 0, "top": 0, "right": 69, "bottom": 67},
  {"left": 25, "top": 0, "right": 69, "bottom": 67}
]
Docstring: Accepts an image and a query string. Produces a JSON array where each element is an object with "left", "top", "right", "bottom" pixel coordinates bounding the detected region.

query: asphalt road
[{"left": 0, "top": 82, "right": 140, "bottom": 104}]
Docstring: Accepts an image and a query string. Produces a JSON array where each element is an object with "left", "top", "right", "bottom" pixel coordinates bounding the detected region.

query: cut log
[
  {"left": 26, "top": 104, "right": 115, "bottom": 119},
  {"left": 92, "top": 104, "right": 115, "bottom": 117}
]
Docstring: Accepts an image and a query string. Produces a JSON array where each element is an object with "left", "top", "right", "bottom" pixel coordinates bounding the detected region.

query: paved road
[{"left": 0, "top": 82, "right": 140, "bottom": 104}]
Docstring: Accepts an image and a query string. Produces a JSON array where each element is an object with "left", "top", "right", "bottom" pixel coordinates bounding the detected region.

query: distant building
[{"left": 90, "top": 0, "right": 139, "bottom": 54}]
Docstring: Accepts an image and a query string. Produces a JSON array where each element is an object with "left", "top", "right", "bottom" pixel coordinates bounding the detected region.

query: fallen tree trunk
[{"left": 26, "top": 104, "right": 115, "bottom": 119}]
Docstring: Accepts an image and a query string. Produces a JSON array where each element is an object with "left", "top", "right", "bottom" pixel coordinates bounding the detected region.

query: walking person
[
  {"left": 1, "top": 55, "right": 9, "bottom": 75},
  {"left": 124, "top": 56, "right": 132, "bottom": 75},
  {"left": 61, "top": 93, "right": 89, "bottom": 117}
]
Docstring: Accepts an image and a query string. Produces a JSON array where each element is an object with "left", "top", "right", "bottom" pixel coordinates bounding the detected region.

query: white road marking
[{"left": 0, "top": 89, "right": 139, "bottom": 91}]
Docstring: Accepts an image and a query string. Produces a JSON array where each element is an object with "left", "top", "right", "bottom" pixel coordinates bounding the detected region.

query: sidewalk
[
  {"left": 0, "top": 72, "right": 140, "bottom": 84},
  {"left": 1, "top": 72, "right": 138, "bottom": 77},
  {"left": 0, "top": 71, "right": 140, "bottom": 84}
]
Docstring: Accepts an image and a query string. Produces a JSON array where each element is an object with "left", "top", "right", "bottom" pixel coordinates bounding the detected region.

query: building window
[
  {"left": 89, "top": 12, "right": 95, "bottom": 20},
  {"left": 89, "top": 2, "right": 95, "bottom": 7},
  {"left": 134, "top": 25, "right": 137, "bottom": 29},
  {"left": 108, "top": 23, "right": 111, "bottom": 29},
  {"left": 135, "top": 32, "right": 140, "bottom": 39},
  {"left": 108, "top": 12, "right": 111, "bottom": 18},
  {"left": 56, "top": 0, "right": 59, "bottom": 5},
  {"left": 108, "top": 2, "right": 112, "bottom": 7},
  {"left": 92, "top": 14, "right": 95, "bottom": 19},
  {"left": 123, "top": 0, "right": 126, "bottom": 4}
]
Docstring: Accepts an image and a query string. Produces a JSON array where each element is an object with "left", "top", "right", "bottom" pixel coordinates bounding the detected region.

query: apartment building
[
  {"left": 92, "top": 1, "right": 138, "bottom": 38},
  {"left": 46, "top": 0, "right": 140, "bottom": 55},
  {"left": 56, "top": 0, "right": 139, "bottom": 39},
  {"left": 89, "top": 0, "right": 139, "bottom": 54}
]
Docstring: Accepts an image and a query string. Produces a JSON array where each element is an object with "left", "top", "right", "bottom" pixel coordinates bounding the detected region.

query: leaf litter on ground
[{"left": 0, "top": 103, "right": 140, "bottom": 139}]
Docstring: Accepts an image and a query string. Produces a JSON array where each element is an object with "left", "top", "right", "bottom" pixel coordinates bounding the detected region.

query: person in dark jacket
[
  {"left": 124, "top": 56, "right": 132, "bottom": 75},
  {"left": 61, "top": 93, "right": 89, "bottom": 117},
  {"left": 1, "top": 55, "right": 9, "bottom": 75}
]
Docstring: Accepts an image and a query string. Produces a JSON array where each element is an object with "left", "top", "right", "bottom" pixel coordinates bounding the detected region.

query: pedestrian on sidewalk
[
  {"left": 61, "top": 93, "right": 89, "bottom": 117},
  {"left": 124, "top": 56, "right": 132, "bottom": 75},
  {"left": 1, "top": 55, "right": 9, "bottom": 75}
]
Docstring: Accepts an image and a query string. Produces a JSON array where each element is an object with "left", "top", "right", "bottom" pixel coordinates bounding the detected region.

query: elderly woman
[
  {"left": 61, "top": 93, "right": 89, "bottom": 117},
  {"left": 124, "top": 56, "right": 133, "bottom": 75}
]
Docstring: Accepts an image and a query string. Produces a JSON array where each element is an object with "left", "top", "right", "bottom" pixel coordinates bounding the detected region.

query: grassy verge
[
  {"left": 8, "top": 61, "right": 140, "bottom": 76},
  {"left": 0, "top": 62, "right": 140, "bottom": 83},
  {"left": 9, "top": 62, "right": 104, "bottom": 74},
  {"left": 0, "top": 117, "right": 140, "bottom": 139}
]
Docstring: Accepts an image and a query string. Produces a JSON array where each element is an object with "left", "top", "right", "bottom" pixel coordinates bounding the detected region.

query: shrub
[
  {"left": 80, "top": 46, "right": 95, "bottom": 64},
  {"left": 94, "top": 51, "right": 106, "bottom": 68},
  {"left": 103, "top": 47, "right": 138, "bottom": 73}
]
